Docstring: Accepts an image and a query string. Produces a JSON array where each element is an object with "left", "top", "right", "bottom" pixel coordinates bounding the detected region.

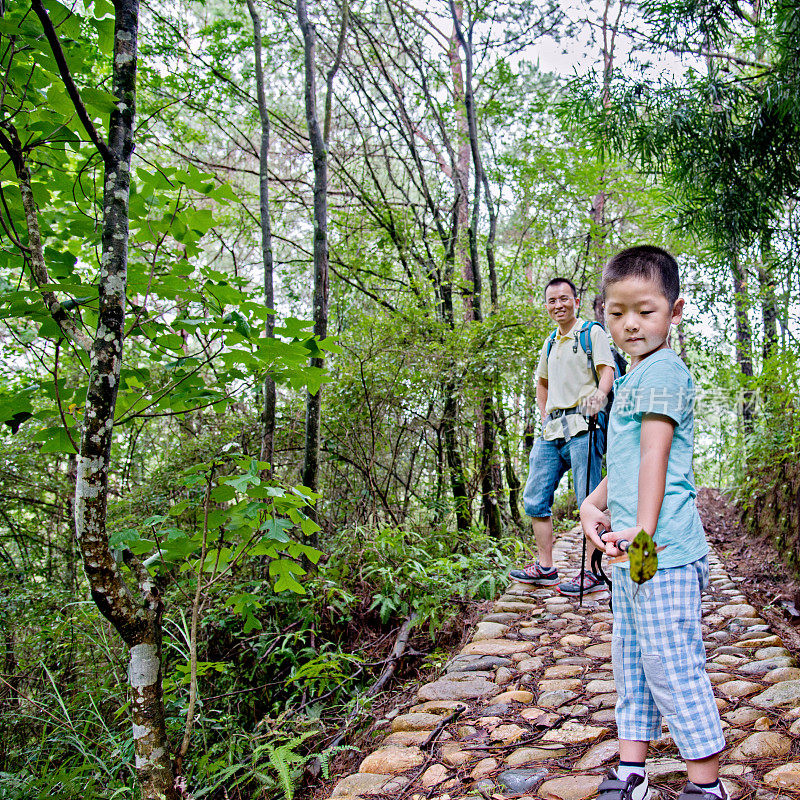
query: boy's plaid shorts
[{"left": 611, "top": 557, "right": 725, "bottom": 760}]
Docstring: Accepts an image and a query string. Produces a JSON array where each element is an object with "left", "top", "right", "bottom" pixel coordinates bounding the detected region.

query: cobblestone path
[{"left": 329, "top": 528, "right": 800, "bottom": 800}]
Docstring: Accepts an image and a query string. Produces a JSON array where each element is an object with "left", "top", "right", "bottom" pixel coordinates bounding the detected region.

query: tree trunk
[
  {"left": 29, "top": 0, "right": 178, "bottom": 794},
  {"left": 759, "top": 230, "right": 778, "bottom": 360},
  {"left": 449, "top": 0, "right": 502, "bottom": 537},
  {"left": 730, "top": 248, "right": 755, "bottom": 431},
  {"left": 442, "top": 383, "right": 470, "bottom": 531},
  {"left": 246, "top": 0, "right": 277, "bottom": 474},
  {"left": 298, "top": 0, "right": 329, "bottom": 525}
]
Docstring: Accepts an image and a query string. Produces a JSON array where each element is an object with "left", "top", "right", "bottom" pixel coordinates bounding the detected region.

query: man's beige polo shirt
[{"left": 535, "top": 318, "right": 615, "bottom": 441}]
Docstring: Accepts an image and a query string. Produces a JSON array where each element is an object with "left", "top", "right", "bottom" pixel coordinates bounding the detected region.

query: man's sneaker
[
  {"left": 557, "top": 570, "right": 607, "bottom": 597},
  {"left": 677, "top": 783, "right": 728, "bottom": 800},
  {"left": 597, "top": 769, "right": 651, "bottom": 800},
  {"left": 508, "top": 561, "right": 559, "bottom": 586}
]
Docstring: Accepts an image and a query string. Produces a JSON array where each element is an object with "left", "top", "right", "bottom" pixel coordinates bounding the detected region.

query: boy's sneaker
[
  {"left": 677, "top": 784, "right": 728, "bottom": 800},
  {"left": 557, "top": 570, "right": 607, "bottom": 597},
  {"left": 508, "top": 561, "right": 559, "bottom": 586},
  {"left": 597, "top": 769, "right": 651, "bottom": 800}
]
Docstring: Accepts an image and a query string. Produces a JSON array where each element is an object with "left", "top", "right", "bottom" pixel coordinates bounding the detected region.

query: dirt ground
[{"left": 696, "top": 486, "right": 800, "bottom": 652}]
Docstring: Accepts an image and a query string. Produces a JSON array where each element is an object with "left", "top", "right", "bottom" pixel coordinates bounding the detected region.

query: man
[{"left": 509, "top": 278, "right": 615, "bottom": 596}]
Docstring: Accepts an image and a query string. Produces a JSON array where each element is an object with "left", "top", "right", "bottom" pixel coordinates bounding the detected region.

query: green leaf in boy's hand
[{"left": 628, "top": 528, "right": 658, "bottom": 584}]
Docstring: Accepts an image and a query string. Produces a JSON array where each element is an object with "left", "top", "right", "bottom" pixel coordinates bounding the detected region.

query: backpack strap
[
  {"left": 576, "top": 321, "right": 600, "bottom": 387},
  {"left": 545, "top": 329, "right": 558, "bottom": 360}
]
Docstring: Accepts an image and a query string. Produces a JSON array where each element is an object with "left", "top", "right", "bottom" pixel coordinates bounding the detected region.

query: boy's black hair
[
  {"left": 544, "top": 277, "right": 578, "bottom": 299},
  {"left": 602, "top": 245, "right": 680, "bottom": 305}
]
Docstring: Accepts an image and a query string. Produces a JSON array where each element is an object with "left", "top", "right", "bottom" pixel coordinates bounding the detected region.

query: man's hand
[
  {"left": 580, "top": 499, "right": 610, "bottom": 550},
  {"left": 580, "top": 389, "right": 608, "bottom": 417}
]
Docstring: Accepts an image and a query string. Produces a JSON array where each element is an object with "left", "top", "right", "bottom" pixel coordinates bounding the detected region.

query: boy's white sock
[
  {"left": 617, "top": 762, "right": 647, "bottom": 781},
  {"left": 693, "top": 780, "right": 725, "bottom": 799}
]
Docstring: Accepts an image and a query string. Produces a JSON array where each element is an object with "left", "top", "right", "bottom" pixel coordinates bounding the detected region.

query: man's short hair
[
  {"left": 544, "top": 277, "right": 578, "bottom": 299},
  {"left": 602, "top": 245, "right": 680, "bottom": 306}
]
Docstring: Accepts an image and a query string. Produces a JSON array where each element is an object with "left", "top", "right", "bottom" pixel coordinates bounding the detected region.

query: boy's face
[{"left": 604, "top": 276, "right": 684, "bottom": 365}]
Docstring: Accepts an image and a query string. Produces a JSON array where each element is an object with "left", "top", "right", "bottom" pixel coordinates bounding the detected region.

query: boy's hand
[
  {"left": 580, "top": 501, "right": 610, "bottom": 550},
  {"left": 599, "top": 526, "right": 640, "bottom": 557}
]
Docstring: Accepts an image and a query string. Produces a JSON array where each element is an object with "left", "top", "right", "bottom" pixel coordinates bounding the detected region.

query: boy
[{"left": 580, "top": 246, "right": 726, "bottom": 800}]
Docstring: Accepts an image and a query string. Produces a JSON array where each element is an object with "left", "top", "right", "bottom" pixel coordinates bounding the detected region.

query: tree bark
[
  {"left": 448, "top": 0, "right": 502, "bottom": 537},
  {"left": 297, "top": 0, "right": 329, "bottom": 523},
  {"left": 246, "top": 0, "right": 277, "bottom": 474},
  {"left": 31, "top": 0, "right": 178, "bottom": 794},
  {"left": 730, "top": 248, "right": 755, "bottom": 431},
  {"left": 442, "top": 383, "right": 470, "bottom": 531},
  {"left": 759, "top": 229, "right": 778, "bottom": 360}
]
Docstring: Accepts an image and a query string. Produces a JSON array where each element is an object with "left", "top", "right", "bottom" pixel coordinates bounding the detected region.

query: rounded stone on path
[
  {"left": 538, "top": 678, "right": 583, "bottom": 693},
  {"left": 358, "top": 746, "right": 424, "bottom": 775},
  {"left": 462, "top": 639, "right": 535, "bottom": 657},
  {"left": 417, "top": 676, "right": 500, "bottom": 702},
  {"left": 719, "top": 604, "right": 759, "bottom": 618},
  {"left": 715, "top": 697, "right": 729, "bottom": 712},
  {"left": 495, "top": 666, "right": 516, "bottom": 686},
  {"left": 544, "top": 665, "right": 583, "bottom": 679},
  {"left": 473, "top": 622, "right": 510, "bottom": 641},
  {"left": 539, "top": 775, "right": 604, "bottom": 800},
  {"left": 586, "top": 643, "right": 612, "bottom": 658},
  {"left": 494, "top": 601, "right": 543, "bottom": 613},
  {"left": 538, "top": 689, "right": 578, "bottom": 708},
  {"left": 383, "top": 730, "right": 443, "bottom": 747},
  {"left": 542, "top": 720, "right": 608, "bottom": 745},
  {"left": 764, "top": 666, "right": 800, "bottom": 683},
  {"left": 740, "top": 657, "right": 795, "bottom": 675},
  {"left": 750, "top": 679, "right": 800, "bottom": 709},
  {"left": 586, "top": 679, "right": 616, "bottom": 694},
  {"left": 471, "top": 758, "right": 499, "bottom": 780},
  {"left": 447, "top": 655, "right": 513, "bottom": 673},
  {"left": 591, "top": 708, "right": 617, "bottom": 724},
  {"left": 646, "top": 758, "right": 686, "bottom": 781},
  {"left": 707, "top": 672, "right": 732, "bottom": 685},
  {"left": 790, "top": 718, "right": 800, "bottom": 736},
  {"left": 519, "top": 627, "right": 546, "bottom": 641},
  {"left": 490, "top": 724, "right": 527, "bottom": 743},
  {"left": 756, "top": 646, "right": 792, "bottom": 660},
  {"left": 717, "top": 680, "right": 762, "bottom": 698},
  {"left": 753, "top": 716, "right": 771, "bottom": 730},
  {"left": 410, "top": 700, "right": 467, "bottom": 715},
  {"left": 331, "top": 773, "right": 404, "bottom": 797},
  {"left": 420, "top": 764, "right": 450, "bottom": 788},
  {"left": 723, "top": 707, "right": 765, "bottom": 726},
  {"left": 712, "top": 654, "right": 745, "bottom": 667},
  {"left": 497, "top": 768, "right": 549, "bottom": 794},
  {"left": 574, "top": 739, "right": 619, "bottom": 769},
  {"left": 588, "top": 692, "right": 618, "bottom": 709},
  {"left": 473, "top": 778, "right": 496, "bottom": 797},
  {"left": 738, "top": 634, "right": 783, "bottom": 648},
  {"left": 484, "top": 612, "right": 521, "bottom": 624},
  {"left": 560, "top": 634, "right": 592, "bottom": 647},
  {"left": 440, "top": 742, "right": 477, "bottom": 767},
  {"left": 566, "top": 704, "right": 589, "bottom": 716},
  {"left": 556, "top": 656, "right": 592, "bottom": 666},
  {"left": 493, "top": 690, "right": 534, "bottom": 704},
  {"left": 728, "top": 731, "right": 792, "bottom": 759},
  {"left": 506, "top": 745, "right": 567, "bottom": 766},
  {"left": 391, "top": 712, "right": 443, "bottom": 732},
  {"left": 763, "top": 764, "right": 800, "bottom": 790},
  {"left": 517, "top": 656, "right": 545, "bottom": 672}
]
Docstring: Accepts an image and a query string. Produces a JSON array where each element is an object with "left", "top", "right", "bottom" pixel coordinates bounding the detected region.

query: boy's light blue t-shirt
[{"left": 607, "top": 348, "right": 708, "bottom": 569}]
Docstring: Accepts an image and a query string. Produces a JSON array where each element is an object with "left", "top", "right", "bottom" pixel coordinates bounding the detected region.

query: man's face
[{"left": 544, "top": 282, "right": 579, "bottom": 327}]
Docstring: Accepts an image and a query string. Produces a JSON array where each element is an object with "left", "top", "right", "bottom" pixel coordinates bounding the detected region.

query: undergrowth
[{"left": 1, "top": 523, "right": 522, "bottom": 800}]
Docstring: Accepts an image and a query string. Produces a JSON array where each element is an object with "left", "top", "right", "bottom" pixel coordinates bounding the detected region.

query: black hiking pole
[{"left": 579, "top": 415, "right": 596, "bottom": 606}]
